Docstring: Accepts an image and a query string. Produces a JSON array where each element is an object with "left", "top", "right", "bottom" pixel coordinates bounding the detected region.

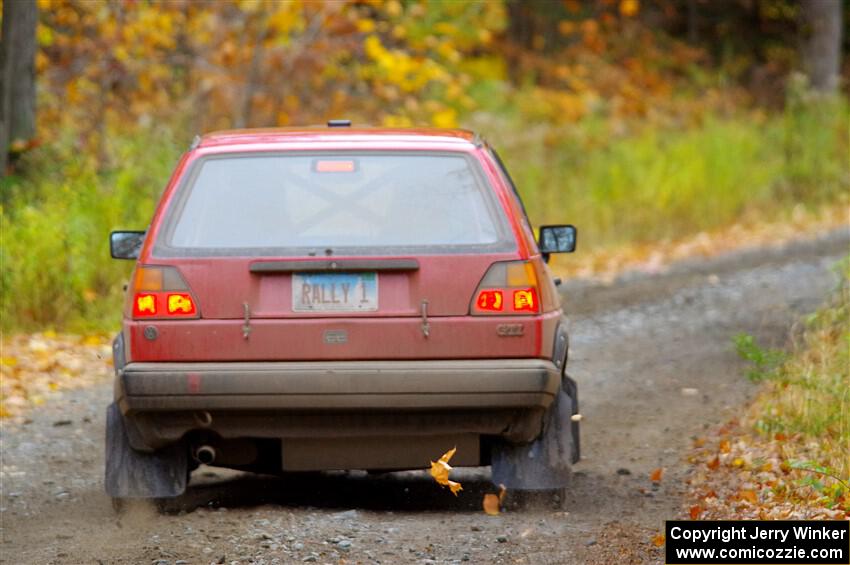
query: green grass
[
  {"left": 744, "top": 257, "right": 850, "bottom": 480},
  {"left": 484, "top": 96, "right": 848, "bottom": 248},
  {"left": 0, "top": 129, "right": 184, "bottom": 332},
  {"left": 1, "top": 97, "right": 847, "bottom": 331}
]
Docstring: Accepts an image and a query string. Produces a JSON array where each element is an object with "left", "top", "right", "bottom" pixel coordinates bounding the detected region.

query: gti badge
[{"left": 496, "top": 324, "right": 524, "bottom": 337}]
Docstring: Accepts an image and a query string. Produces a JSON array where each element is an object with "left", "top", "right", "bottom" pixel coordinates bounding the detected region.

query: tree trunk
[
  {"left": 0, "top": 0, "right": 38, "bottom": 176},
  {"left": 799, "top": 0, "right": 843, "bottom": 92}
]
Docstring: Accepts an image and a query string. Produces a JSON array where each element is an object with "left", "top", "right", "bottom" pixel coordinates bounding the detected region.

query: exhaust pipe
[{"left": 194, "top": 445, "right": 216, "bottom": 465}]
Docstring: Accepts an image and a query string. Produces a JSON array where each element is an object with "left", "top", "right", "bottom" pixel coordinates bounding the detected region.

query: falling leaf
[
  {"left": 429, "top": 447, "right": 462, "bottom": 496},
  {"left": 651, "top": 533, "right": 665, "bottom": 547},
  {"left": 689, "top": 505, "right": 702, "bottom": 519},
  {"left": 650, "top": 467, "right": 664, "bottom": 482}
]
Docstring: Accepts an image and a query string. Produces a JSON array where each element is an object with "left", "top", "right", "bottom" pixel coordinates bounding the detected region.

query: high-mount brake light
[
  {"left": 127, "top": 266, "right": 199, "bottom": 320},
  {"left": 315, "top": 159, "right": 356, "bottom": 173},
  {"left": 471, "top": 259, "right": 555, "bottom": 315}
]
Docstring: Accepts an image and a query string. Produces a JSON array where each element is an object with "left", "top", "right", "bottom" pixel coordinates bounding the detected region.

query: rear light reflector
[{"left": 127, "top": 266, "right": 199, "bottom": 320}]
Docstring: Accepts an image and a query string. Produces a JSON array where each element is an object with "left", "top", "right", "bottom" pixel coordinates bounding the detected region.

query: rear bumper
[{"left": 116, "top": 359, "right": 561, "bottom": 451}]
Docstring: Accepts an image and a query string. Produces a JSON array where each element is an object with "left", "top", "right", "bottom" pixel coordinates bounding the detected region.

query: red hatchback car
[{"left": 106, "top": 122, "right": 579, "bottom": 502}]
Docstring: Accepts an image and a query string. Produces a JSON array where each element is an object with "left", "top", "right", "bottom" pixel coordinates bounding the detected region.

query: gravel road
[{"left": 2, "top": 230, "right": 847, "bottom": 565}]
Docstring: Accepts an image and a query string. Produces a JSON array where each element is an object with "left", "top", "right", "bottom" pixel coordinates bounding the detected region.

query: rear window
[{"left": 156, "top": 152, "right": 514, "bottom": 256}]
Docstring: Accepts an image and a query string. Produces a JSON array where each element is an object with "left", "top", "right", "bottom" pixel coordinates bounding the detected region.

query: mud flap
[
  {"left": 490, "top": 388, "right": 573, "bottom": 490},
  {"left": 562, "top": 373, "right": 580, "bottom": 464},
  {"left": 104, "top": 403, "right": 188, "bottom": 498}
]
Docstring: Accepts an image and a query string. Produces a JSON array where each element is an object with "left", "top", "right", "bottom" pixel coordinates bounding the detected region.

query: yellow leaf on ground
[
  {"left": 483, "top": 493, "right": 500, "bottom": 515},
  {"left": 82, "top": 335, "right": 102, "bottom": 346},
  {"left": 651, "top": 534, "right": 665, "bottom": 547}
]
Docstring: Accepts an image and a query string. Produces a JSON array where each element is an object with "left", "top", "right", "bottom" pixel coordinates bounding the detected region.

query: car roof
[{"left": 197, "top": 127, "right": 480, "bottom": 149}]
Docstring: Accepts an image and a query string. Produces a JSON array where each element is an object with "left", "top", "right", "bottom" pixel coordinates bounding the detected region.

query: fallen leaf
[
  {"left": 707, "top": 457, "right": 720, "bottom": 470},
  {"left": 650, "top": 467, "right": 664, "bottom": 482},
  {"left": 719, "top": 439, "right": 731, "bottom": 453},
  {"left": 739, "top": 489, "right": 757, "bottom": 503},
  {"left": 483, "top": 494, "right": 501, "bottom": 515},
  {"left": 82, "top": 335, "right": 102, "bottom": 346},
  {"left": 483, "top": 484, "right": 508, "bottom": 515},
  {"left": 689, "top": 505, "right": 702, "bottom": 520},
  {"left": 429, "top": 447, "right": 462, "bottom": 496},
  {"left": 651, "top": 534, "right": 665, "bottom": 547},
  {"left": 693, "top": 437, "right": 706, "bottom": 448}
]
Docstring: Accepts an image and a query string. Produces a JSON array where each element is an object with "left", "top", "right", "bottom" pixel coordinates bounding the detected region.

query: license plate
[{"left": 292, "top": 272, "right": 378, "bottom": 312}]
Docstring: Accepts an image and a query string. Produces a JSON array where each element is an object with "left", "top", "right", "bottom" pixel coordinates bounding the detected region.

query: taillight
[
  {"left": 126, "top": 266, "right": 199, "bottom": 320},
  {"left": 471, "top": 259, "right": 558, "bottom": 315}
]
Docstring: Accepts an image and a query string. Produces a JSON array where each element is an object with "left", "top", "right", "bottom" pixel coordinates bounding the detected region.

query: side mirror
[
  {"left": 538, "top": 225, "right": 577, "bottom": 262},
  {"left": 110, "top": 231, "right": 146, "bottom": 260}
]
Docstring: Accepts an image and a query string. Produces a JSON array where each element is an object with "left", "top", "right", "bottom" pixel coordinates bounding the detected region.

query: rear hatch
[{"left": 127, "top": 150, "right": 545, "bottom": 361}]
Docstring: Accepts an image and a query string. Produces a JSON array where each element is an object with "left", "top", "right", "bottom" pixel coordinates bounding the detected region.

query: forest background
[{"left": 0, "top": 0, "right": 847, "bottom": 331}]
